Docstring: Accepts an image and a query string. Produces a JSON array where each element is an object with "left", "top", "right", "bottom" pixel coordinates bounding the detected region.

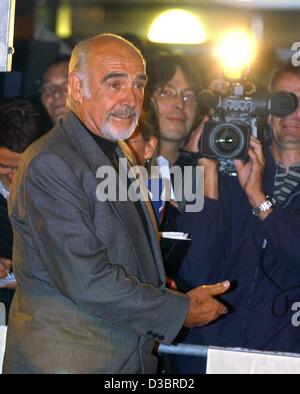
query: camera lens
[
  {"left": 209, "top": 123, "right": 245, "bottom": 158},
  {"left": 215, "top": 128, "right": 240, "bottom": 152}
]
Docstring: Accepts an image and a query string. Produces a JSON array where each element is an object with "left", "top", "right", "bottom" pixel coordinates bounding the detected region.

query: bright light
[
  {"left": 148, "top": 9, "right": 206, "bottom": 45},
  {"left": 216, "top": 31, "right": 256, "bottom": 79},
  {"left": 56, "top": 2, "right": 72, "bottom": 38}
]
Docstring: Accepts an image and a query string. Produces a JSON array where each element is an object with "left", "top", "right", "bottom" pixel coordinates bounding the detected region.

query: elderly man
[
  {"left": 3, "top": 34, "right": 229, "bottom": 374},
  {"left": 175, "top": 62, "right": 300, "bottom": 373}
]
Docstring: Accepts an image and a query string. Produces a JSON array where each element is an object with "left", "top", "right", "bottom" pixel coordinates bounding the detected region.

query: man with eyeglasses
[
  {"left": 147, "top": 55, "right": 203, "bottom": 167},
  {"left": 144, "top": 54, "right": 208, "bottom": 227}
]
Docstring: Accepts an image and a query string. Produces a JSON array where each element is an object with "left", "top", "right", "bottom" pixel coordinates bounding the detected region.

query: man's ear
[
  {"left": 144, "top": 136, "right": 158, "bottom": 161},
  {"left": 69, "top": 72, "right": 84, "bottom": 104}
]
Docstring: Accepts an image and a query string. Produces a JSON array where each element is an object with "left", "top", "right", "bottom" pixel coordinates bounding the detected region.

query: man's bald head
[
  {"left": 68, "top": 34, "right": 145, "bottom": 98},
  {"left": 67, "top": 33, "right": 147, "bottom": 141}
]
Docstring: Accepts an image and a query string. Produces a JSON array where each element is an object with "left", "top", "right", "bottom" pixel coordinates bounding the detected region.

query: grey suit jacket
[{"left": 3, "top": 112, "right": 189, "bottom": 374}]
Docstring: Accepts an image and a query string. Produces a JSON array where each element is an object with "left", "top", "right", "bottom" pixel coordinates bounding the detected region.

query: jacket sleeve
[
  {"left": 22, "top": 152, "right": 189, "bottom": 344},
  {"left": 176, "top": 197, "right": 226, "bottom": 288},
  {"left": 256, "top": 203, "right": 300, "bottom": 288}
]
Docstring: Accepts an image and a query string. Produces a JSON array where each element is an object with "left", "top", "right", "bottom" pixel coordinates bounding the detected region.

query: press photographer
[{"left": 174, "top": 61, "right": 300, "bottom": 373}]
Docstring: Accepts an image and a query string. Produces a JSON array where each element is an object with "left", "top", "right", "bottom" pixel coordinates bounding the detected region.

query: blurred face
[
  {"left": 272, "top": 72, "right": 300, "bottom": 150},
  {"left": 209, "top": 76, "right": 230, "bottom": 96},
  {"left": 41, "top": 62, "right": 69, "bottom": 123},
  {"left": 152, "top": 67, "right": 197, "bottom": 143},
  {"left": 0, "top": 167, "right": 17, "bottom": 190},
  {"left": 74, "top": 42, "right": 147, "bottom": 141},
  {"left": 126, "top": 129, "right": 158, "bottom": 165},
  {"left": 0, "top": 147, "right": 20, "bottom": 190}
]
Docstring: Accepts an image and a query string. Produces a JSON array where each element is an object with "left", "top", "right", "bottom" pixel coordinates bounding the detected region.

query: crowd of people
[{"left": 0, "top": 31, "right": 300, "bottom": 374}]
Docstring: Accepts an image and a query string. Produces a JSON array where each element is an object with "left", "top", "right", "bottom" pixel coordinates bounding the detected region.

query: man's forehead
[
  {"left": 163, "top": 68, "right": 195, "bottom": 91},
  {"left": 89, "top": 41, "right": 145, "bottom": 69},
  {"left": 43, "top": 63, "right": 68, "bottom": 81},
  {"left": 275, "top": 73, "right": 300, "bottom": 92}
]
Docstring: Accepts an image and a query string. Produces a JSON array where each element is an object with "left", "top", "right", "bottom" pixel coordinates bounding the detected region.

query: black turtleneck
[
  {"left": 86, "top": 129, "right": 119, "bottom": 171},
  {"left": 84, "top": 127, "right": 149, "bottom": 233}
]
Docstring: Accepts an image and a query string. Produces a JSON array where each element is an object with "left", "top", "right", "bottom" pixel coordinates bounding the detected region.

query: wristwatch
[{"left": 252, "top": 196, "right": 276, "bottom": 216}]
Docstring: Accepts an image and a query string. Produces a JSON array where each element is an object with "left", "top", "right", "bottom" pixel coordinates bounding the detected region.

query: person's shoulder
[{"left": 21, "top": 120, "right": 73, "bottom": 169}]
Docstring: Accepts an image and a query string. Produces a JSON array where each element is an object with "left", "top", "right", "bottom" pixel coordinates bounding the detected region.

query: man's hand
[
  {"left": 0, "top": 147, "right": 20, "bottom": 175},
  {"left": 184, "top": 280, "right": 230, "bottom": 328},
  {"left": 184, "top": 117, "right": 208, "bottom": 154},
  {"left": 0, "top": 258, "right": 12, "bottom": 279},
  {"left": 234, "top": 136, "right": 268, "bottom": 198},
  {"left": 184, "top": 117, "right": 219, "bottom": 199}
]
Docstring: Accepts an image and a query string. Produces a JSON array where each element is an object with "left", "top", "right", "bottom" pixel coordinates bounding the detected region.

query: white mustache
[{"left": 109, "top": 108, "right": 137, "bottom": 119}]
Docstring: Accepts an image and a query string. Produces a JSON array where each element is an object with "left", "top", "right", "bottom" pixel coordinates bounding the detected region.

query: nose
[
  {"left": 172, "top": 93, "right": 184, "bottom": 110},
  {"left": 121, "top": 85, "right": 138, "bottom": 108},
  {"left": 52, "top": 85, "right": 67, "bottom": 98},
  {"left": 287, "top": 102, "right": 300, "bottom": 120}
]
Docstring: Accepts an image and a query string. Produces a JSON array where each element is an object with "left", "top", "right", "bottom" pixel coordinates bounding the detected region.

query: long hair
[{"left": 145, "top": 54, "right": 205, "bottom": 133}]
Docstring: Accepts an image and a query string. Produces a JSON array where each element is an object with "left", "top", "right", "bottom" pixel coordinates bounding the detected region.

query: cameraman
[{"left": 175, "top": 62, "right": 300, "bottom": 373}]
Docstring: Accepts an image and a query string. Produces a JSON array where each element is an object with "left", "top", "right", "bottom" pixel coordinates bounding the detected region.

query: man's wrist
[
  {"left": 250, "top": 193, "right": 276, "bottom": 220},
  {"left": 247, "top": 191, "right": 267, "bottom": 209}
]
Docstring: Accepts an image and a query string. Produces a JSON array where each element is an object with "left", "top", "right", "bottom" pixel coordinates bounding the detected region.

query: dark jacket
[
  {"left": 0, "top": 193, "right": 14, "bottom": 324},
  {"left": 176, "top": 148, "right": 300, "bottom": 373},
  {"left": 0, "top": 194, "right": 13, "bottom": 259}
]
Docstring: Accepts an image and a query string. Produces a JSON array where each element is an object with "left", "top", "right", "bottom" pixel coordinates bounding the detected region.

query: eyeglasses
[
  {"left": 40, "top": 82, "right": 68, "bottom": 96},
  {"left": 155, "top": 86, "right": 198, "bottom": 106}
]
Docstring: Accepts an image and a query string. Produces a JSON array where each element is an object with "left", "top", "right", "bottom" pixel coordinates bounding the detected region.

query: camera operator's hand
[
  {"left": 184, "top": 117, "right": 219, "bottom": 199},
  {"left": 184, "top": 116, "right": 209, "bottom": 154},
  {"left": 234, "top": 137, "right": 272, "bottom": 220},
  {"left": 183, "top": 280, "right": 230, "bottom": 328}
]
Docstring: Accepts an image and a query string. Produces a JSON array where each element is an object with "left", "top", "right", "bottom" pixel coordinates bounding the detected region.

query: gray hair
[{"left": 67, "top": 38, "right": 92, "bottom": 106}]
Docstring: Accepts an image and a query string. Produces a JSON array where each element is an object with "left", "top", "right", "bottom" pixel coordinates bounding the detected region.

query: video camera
[{"left": 198, "top": 80, "right": 298, "bottom": 175}]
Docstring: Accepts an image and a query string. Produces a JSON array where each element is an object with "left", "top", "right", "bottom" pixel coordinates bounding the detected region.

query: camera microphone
[
  {"left": 199, "top": 89, "right": 298, "bottom": 118},
  {"left": 267, "top": 91, "right": 298, "bottom": 118}
]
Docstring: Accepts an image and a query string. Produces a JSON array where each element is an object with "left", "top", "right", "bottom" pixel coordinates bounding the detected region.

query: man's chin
[
  {"left": 52, "top": 111, "right": 67, "bottom": 123},
  {"left": 276, "top": 139, "right": 300, "bottom": 150},
  {"left": 161, "top": 130, "right": 188, "bottom": 143},
  {"left": 101, "top": 120, "right": 137, "bottom": 141}
]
